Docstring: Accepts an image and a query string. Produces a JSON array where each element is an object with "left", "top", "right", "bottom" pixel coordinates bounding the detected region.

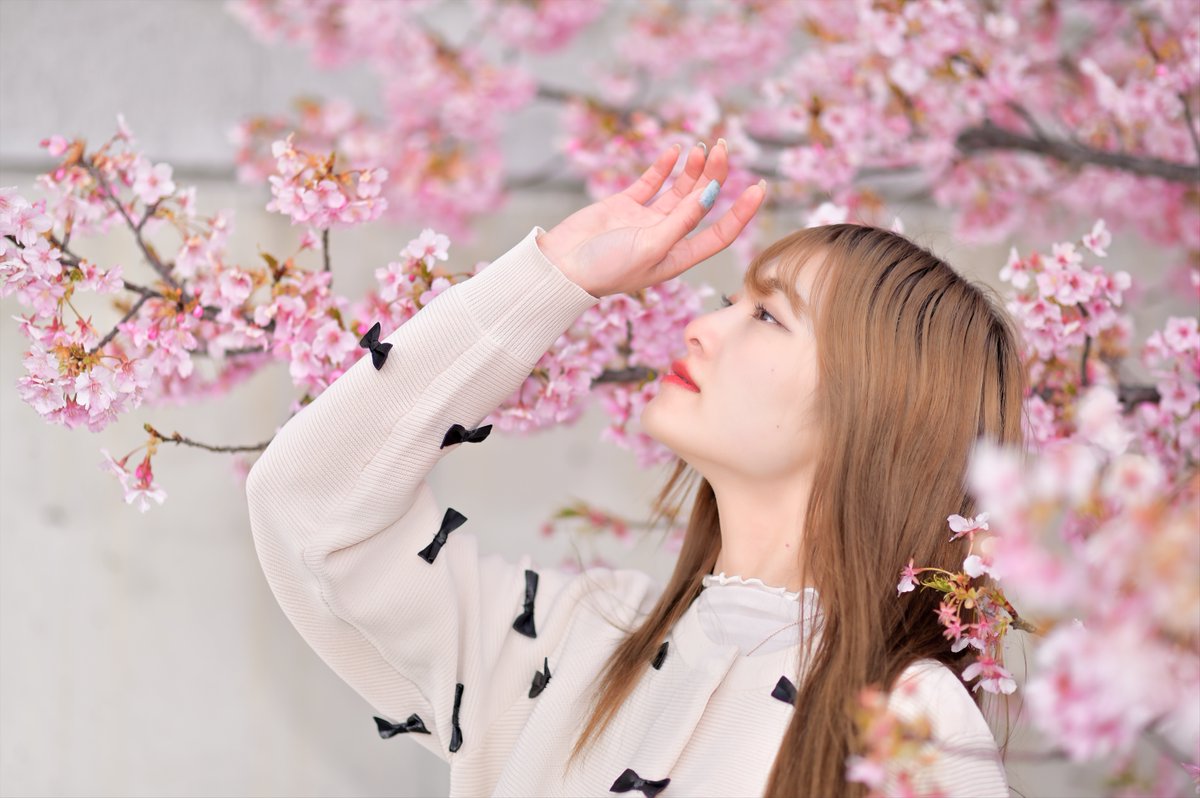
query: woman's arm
[
  {"left": 245, "top": 140, "right": 763, "bottom": 764},
  {"left": 245, "top": 225, "right": 601, "bottom": 763},
  {"left": 886, "top": 659, "right": 1011, "bottom": 797}
]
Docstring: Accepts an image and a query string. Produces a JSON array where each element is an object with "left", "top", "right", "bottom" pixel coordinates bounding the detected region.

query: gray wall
[{"left": 1, "top": 1, "right": 1190, "bottom": 796}]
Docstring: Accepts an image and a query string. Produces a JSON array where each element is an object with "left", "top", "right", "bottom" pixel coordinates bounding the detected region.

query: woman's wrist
[{"left": 536, "top": 228, "right": 589, "bottom": 295}]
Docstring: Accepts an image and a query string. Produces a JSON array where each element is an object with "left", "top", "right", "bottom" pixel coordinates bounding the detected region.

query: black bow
[
  {"left": 512, "top": 569, "right": 539, "bottom": 638},
  {"left": 529, "top": 656, "right": 552, "bottom": 698},
  {"left": 441, "top": 423, "right": 493, "bottom": 448},
  {"left": 449, "top": 682, "right": 464, "bottom": 753},
  {"left": 418, "top": 507, "right": 467, "bottom": 564},
  {"left": 771, "top": 675, "right": 796, "bottom": 705},
  {"left": 373, "top": 712, "right": 431, "bottom": 738},
  {"left": 651, "top": 640, "right": 669, "bottom": 670},
  {"left": 358, "top": 321, "right": 393, "bottom": 370},
  {"left": 610, "top": 767, "right": 670, "bottom": 797}
]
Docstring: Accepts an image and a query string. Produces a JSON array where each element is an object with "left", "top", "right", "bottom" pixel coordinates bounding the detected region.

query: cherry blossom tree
[{"left": 2, "top": 0, "right": 1197, "bottom": 795}]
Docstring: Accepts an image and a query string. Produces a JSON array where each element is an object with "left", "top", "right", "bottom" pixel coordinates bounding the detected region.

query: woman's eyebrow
[{"left": 741, "top": 276, "right": 808, "bottom": 314}]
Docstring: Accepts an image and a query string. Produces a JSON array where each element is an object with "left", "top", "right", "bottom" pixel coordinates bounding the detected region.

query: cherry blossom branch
[
  {"left": 1180, "top": 94, "right": 1200, "bottom": 166},
  {"left": 81, "top": 160, "right": 182, "bottom": 290},
  {"left": 143, "top": 422, "right": 271, "bottom": 454},
  {"left": 1079, "top": 303, "right": 1093, "bottom": 389},
  {"left": 955, "top": 118, "right": 1199, "bottom": 183},
  {"left": 535, "top": 84, "right": 1200, "bottom": 184},
  {"left": 90, "top": 290, "right": 153, "bottom": 354},
  {"left": 322, "top": 228, "right": 330, "bottom": 272}
]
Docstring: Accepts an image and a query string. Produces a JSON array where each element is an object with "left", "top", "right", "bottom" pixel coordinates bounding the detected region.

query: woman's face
[{"left": 642, "top": 255, "right": 824, "bottom": 484}]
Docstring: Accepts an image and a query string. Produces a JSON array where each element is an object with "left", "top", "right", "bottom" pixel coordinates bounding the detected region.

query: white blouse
[{"left": 697, "top": 571, "right": 821, "bottom": 656}]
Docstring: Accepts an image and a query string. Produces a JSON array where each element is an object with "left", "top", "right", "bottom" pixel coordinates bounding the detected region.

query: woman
[{"left": 246, "top": 138, "right": 1018, "bottom": 797}]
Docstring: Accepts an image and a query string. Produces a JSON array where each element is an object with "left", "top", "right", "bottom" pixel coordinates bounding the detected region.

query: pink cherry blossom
[
  {"left": 961, "top": 655, "right": 1017, "bottom": 695},
  {"left": 1082, "top": 219, "right": 1111, "bottom": 257},
  {"left": 131, "top": 158, "right": 176, "bottom": 205},
  {"left": 896, "top": 558, "right": 918, "bottom": 595},
  {"left": 947, "top": 512, "right": 989, "bottom": 542}
]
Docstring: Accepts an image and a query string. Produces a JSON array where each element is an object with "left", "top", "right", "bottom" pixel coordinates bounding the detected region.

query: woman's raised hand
[{"left": 535, "top": 139, "right": 767, "bottom": 298}]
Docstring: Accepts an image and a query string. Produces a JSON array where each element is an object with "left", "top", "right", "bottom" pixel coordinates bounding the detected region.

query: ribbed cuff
[{"left": 457, "top": 225, "right": 601, "bottom": 364}]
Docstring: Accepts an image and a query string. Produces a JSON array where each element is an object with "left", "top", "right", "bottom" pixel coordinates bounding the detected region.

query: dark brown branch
[
  {"left": 595, "top": 365, "right": 655, "bottom": 385},
  {"left": 1078, "top": 303, "right": 1092, "bottom": 388},
  {"left": 955, "top": 118, "right": 1200, "bottom": 183},
  {"left": 1180, "top": 92, "right": 1200, "bottom": 166},
  {"left": 322, "top": 228, "right": 330, "bottom": 272},
  {"left": 143, "top": 423, "right": 271, "bottom": 454},
  {"left": 536, "top": 79, "right": 1200, "bottom": 184},
  {"left": 1118, "top": 383, "right": 1161, "bottom": 406},
  {"left": 81, "top": 161, "right": 182, "bottom": 290},
  {"left": 87, "top": 292, "right": 153, "bottom": 355}
]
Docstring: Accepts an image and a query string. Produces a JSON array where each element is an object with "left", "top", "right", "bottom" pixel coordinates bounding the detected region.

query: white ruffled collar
[{"left": 701, "top": 571, "right": 810, "bottom": 602}]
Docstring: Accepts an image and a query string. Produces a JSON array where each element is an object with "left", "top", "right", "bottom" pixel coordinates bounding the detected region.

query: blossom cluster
[
  {"left": 3, "top": 120, "right": 725, "bottom": 513},
  {"left": 845, "top": 681, "right": 944, "bottom": 797},
  {"left": 1133, "top": 316, "right": 1200, "bottom": 474},
  {"left": 265, "top": 133, "right": 389, "bottom": 229},
  {"left": 998, "top": 220, "right": 1135, "bottom": 443},
  {"left": 225, "top": 1, "right": 1199, "bottom": 256},
  {"left": 964, "top": 386, "right": 1199, "bottom": 769}
]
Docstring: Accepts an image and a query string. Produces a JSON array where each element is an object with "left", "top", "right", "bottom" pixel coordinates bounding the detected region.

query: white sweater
[{"left": 245, "top": 225, "right": 1010, "bottom": 797}]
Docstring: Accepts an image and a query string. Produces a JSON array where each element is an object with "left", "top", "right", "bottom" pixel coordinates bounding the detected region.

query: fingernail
[
  {"left": 717, "top": 137, "right": 728, "bottom": 151},
  {"left": 695, "top": 141, "right": 707, "bottom": 155},
  {"left": 700, "top": 179, "right": 720, "bottom": 210},
  {"left": 757, "top": 179, "right": 767, "bottom": 194}
]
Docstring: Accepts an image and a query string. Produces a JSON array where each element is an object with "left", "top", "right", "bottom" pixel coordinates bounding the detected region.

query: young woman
[{"left": 246, "top": 139, "right": 1019, "bottom": 797}]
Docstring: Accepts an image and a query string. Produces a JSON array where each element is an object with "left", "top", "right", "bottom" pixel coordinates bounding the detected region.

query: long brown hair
[{"left": 564, "top": 223, "right": 1028, "bottom": 796}]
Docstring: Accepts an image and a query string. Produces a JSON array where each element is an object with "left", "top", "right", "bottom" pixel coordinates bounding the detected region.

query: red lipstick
[{"left": 664, "top": 359, "right": 700, "bottom": 392}]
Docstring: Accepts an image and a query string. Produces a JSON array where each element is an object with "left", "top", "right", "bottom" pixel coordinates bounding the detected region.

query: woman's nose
[{"left": 682, "top": 302, "right": 724, "bottom": 353}]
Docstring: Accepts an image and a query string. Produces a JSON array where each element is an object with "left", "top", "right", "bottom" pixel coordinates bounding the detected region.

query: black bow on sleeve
[
  {"left": 373, "top": 713, "right": 431, "bottom": 738},
  {"left": 417, "top": 507, "right": 468, "bottom": 564},
  {"left": 512, "top": 569, "right": 539, "bottom": 638},
  {"left": 771, "top": 675, "right": 796, "bottom": 705},
  {"left": 651, "top": 640, "right": 669, "bottom": 670},
  {"left": 441, "top": 423, "right": 493, "bottom": 448},
  {"left": 529, "top": 656, "right": 552, "bottom": 698},
  {"left": 358, "top": 321, "right": 393, "bottom": 370},
  {"left": 449, "top": 682, "right": 464, "bottom": 753},
  {"left": 610, "top": 767, "right": 670, "bottom": 797}
]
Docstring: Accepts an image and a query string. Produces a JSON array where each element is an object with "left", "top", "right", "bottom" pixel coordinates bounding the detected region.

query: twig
[
  {"left": 143, "top": 423, "right": 271, "bottom": 454},
  {"left": 1078, "top": 303, "right": 1092, "bottom": 388},
  {"left": 322, "top": 228, "right": 330, "bottom": 272},
  {"left": 87, "top": 292, "right": 153, "bottom": 355},
  {"left": 81, "top": 161, "right": 182, "bottom": 290}
]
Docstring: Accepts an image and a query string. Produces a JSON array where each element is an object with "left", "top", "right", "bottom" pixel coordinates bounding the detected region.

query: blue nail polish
[{"left": 700, "top": 179, "right": 720, "bottom": 210}]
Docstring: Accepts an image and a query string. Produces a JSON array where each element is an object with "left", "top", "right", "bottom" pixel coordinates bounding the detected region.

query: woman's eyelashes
[{"left": 719, "top": 292, "right": 781, "bottom": 326}]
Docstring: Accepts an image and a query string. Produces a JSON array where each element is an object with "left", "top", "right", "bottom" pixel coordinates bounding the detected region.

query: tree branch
[
  {"left": 535, "top": 82, "right": 1200, "bottom": 185},
  {"left": 82, "top": 161, "right": 183, "bottom": 289},
  {"left": 143, "top": 423, "right": 271, "bottom": 454},
  {"left": 955, "top": 118, "right": 1200, "bottom": 183}
]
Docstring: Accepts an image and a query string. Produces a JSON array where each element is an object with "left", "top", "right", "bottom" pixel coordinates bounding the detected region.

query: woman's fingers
[
  {"left": 653, "top": 182, "right": 767, "bottom": 282},
  {"left": 620, "top": 144, "right": 684, "bottom": 205},
  {"left": 648, "top": 143, "right": 709, "bottom": 215}
]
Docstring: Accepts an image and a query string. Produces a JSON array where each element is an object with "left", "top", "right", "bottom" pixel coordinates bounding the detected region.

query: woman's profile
[{"left": 245, "top": 139, "right": 1019, "bottom": 797}]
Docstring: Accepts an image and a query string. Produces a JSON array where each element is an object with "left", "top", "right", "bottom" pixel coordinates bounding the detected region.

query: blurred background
[{"left": 1, "top": 1, "right": 1195, "bottom": 796}]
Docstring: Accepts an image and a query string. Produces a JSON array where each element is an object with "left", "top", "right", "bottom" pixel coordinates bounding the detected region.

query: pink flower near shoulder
[{"left": 962, "top": 655, "right": 1017, "bottom": 694}]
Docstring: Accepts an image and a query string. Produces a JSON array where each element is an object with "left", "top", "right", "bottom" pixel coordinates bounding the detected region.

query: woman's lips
[{"left": 663, "top": 372, "right": 700, "bottom": 393}]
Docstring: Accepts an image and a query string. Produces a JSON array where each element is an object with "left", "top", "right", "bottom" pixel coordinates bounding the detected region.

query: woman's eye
[{"left": 718, "top": 293, "right": 779, "bottom": 326}]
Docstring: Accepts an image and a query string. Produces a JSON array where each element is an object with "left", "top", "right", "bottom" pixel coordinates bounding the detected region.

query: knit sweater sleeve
[
  {"left": 244, "top": 225, "right": 602, "bottom": 764},
  {"left": 886, "top": 660, "right": 1011, "bottom": 797}
]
